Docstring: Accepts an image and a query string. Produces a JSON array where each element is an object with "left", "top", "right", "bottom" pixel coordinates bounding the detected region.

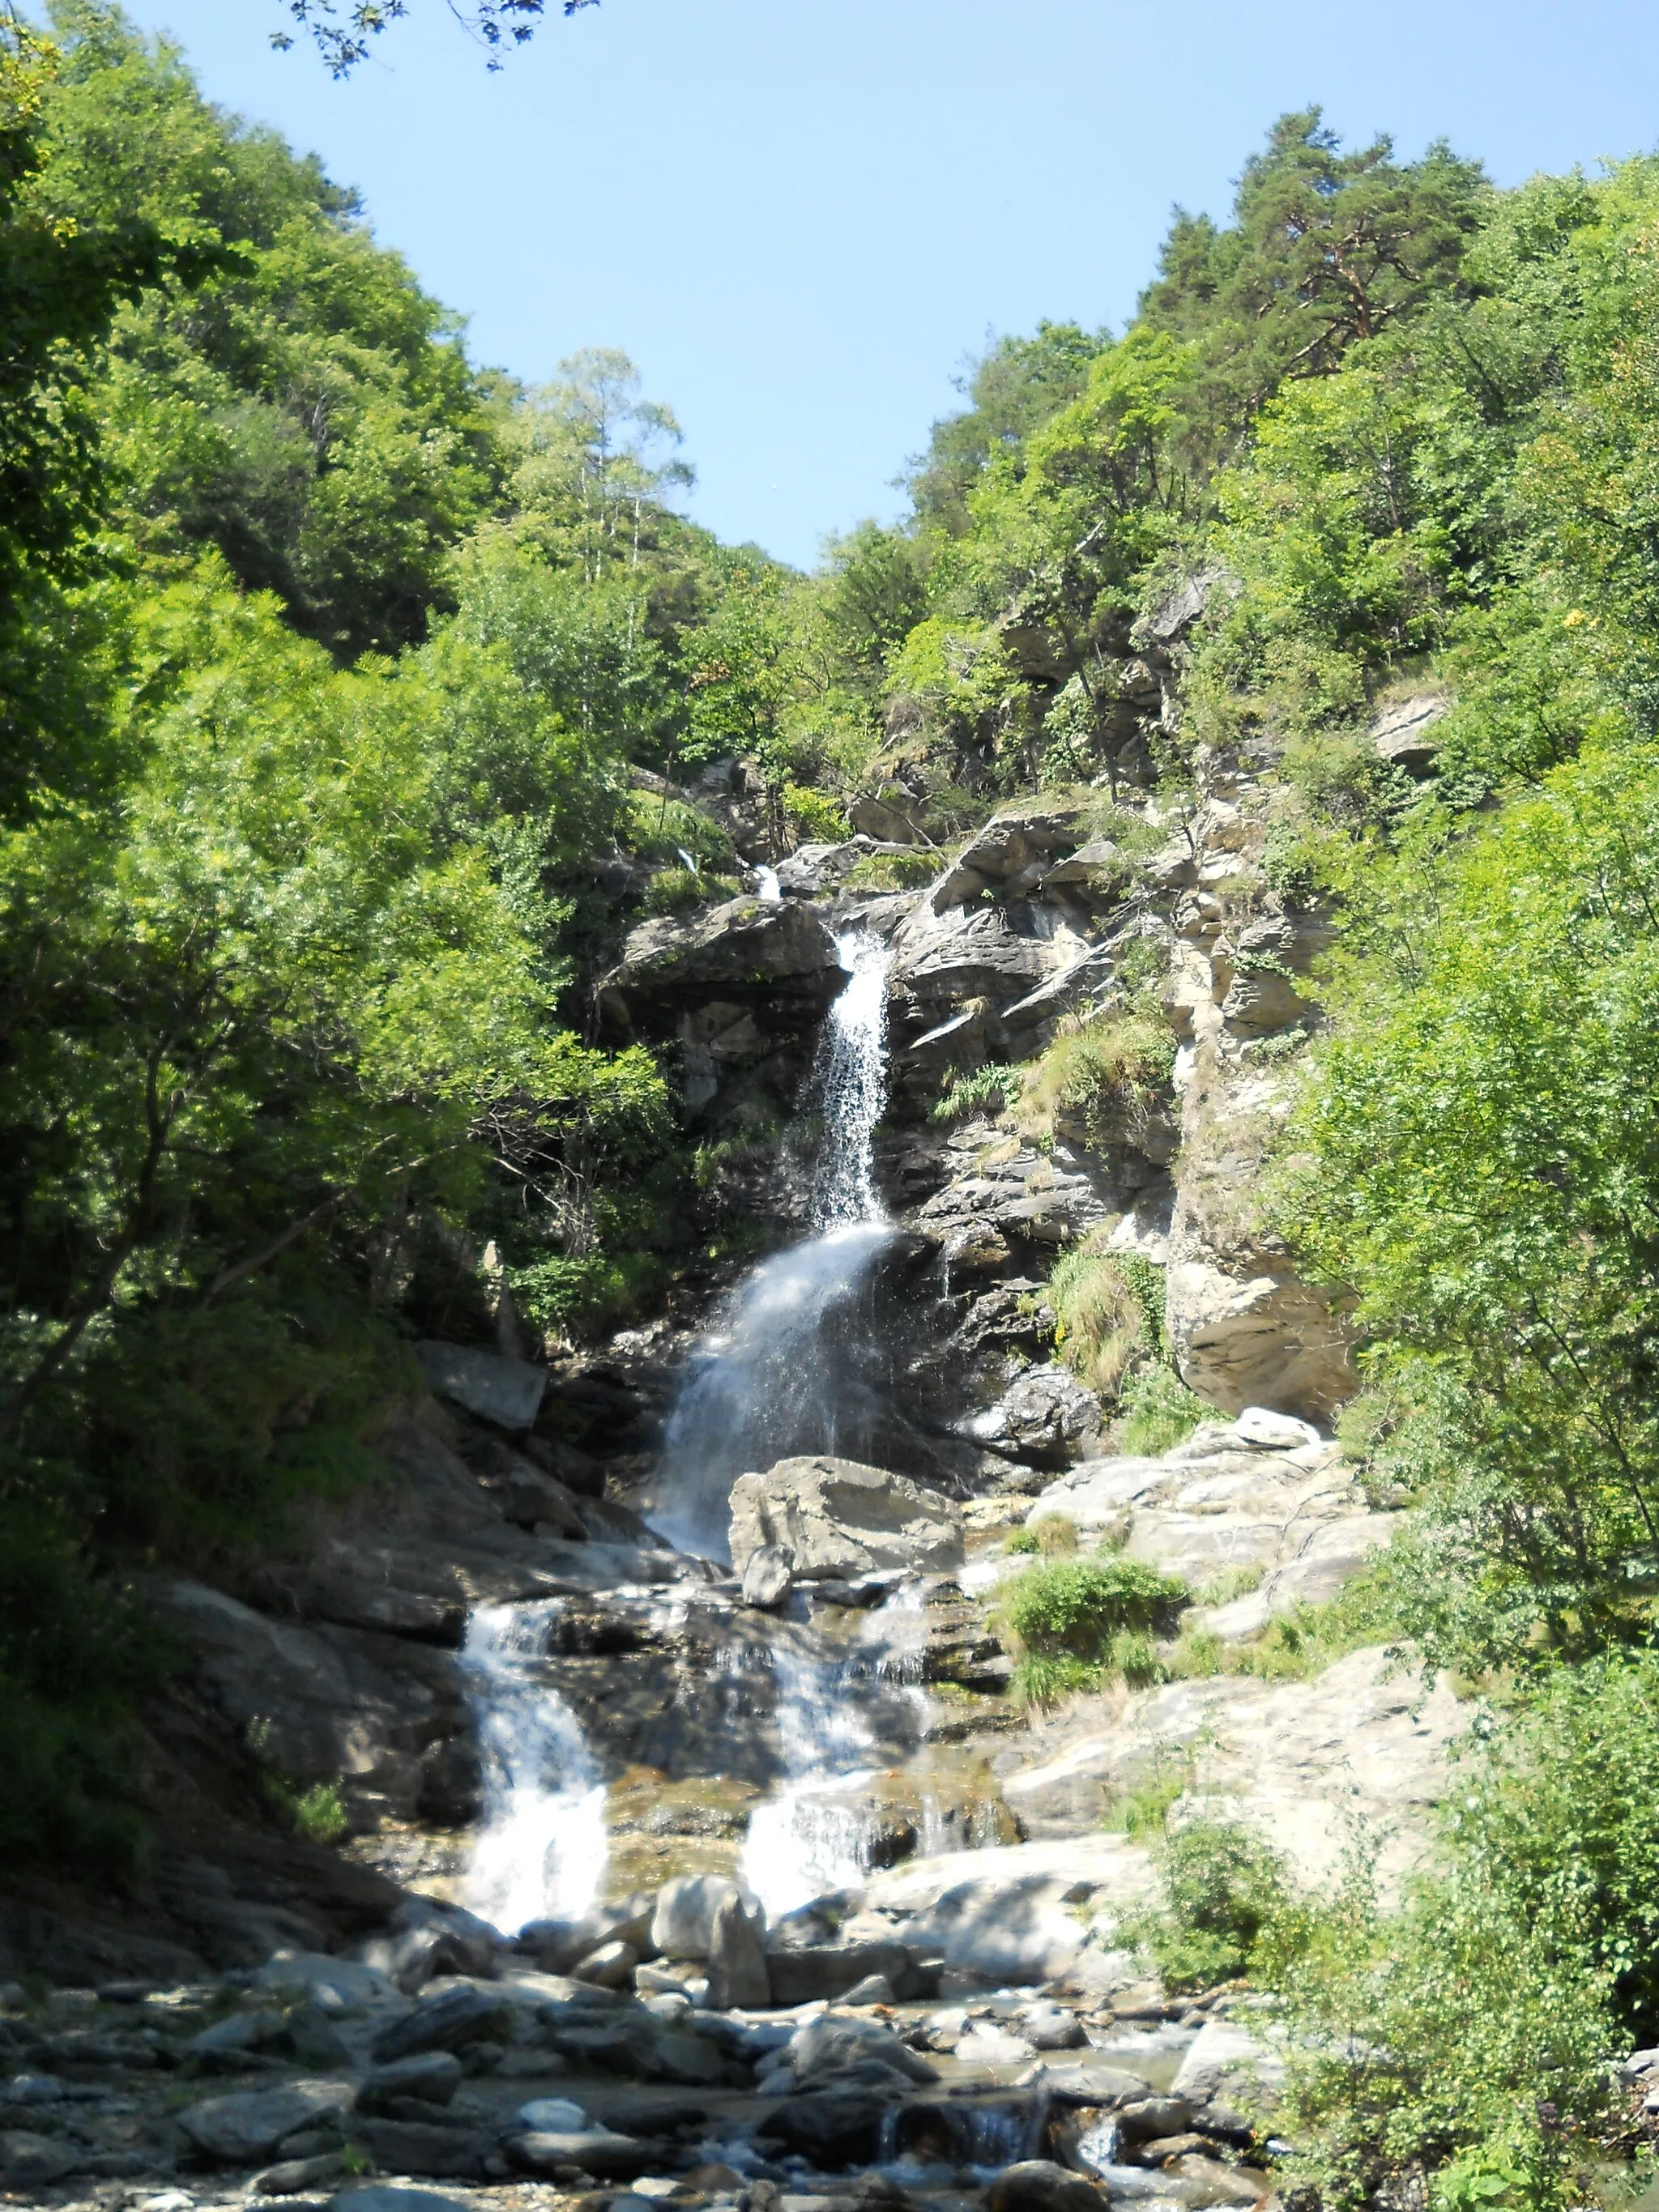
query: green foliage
[
  {"left": 1047, "top": 1246, "right": 1146, "bottom": 1396},
  {"left": 928, "top": 1063, "right": 1023, "bottom": 1124},
  {"left": 1125, "top": 1817, "right": 1294, "bottom": 1992},
  {"left": 1000, "top": 1555, "right": 1188, "bottom": 1668},
  {"left": 1282, "top": 740, "right": 1659, "bottom": 1669},
  {"left": 1116, "top": 1362, "right": 1208, "bottom": 1456},
  {"left": 782, "top": 783, "right": 848, "bottom": 842},
  {"left": 247, "top": 1721, "right": 349, "bottom": 1844},
  {"left": 1020, "top": 1010, "right": 1175, "bottom": 1150}
]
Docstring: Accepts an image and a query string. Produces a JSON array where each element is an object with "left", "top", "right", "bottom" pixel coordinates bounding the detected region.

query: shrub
[
  {"left": 1000, "top": 1555, "right": 1188, "bottom": 1664},
  {"left": 1047, "top": 1245, "right": 1147, "bottom": 1394},
  {"left": 1005, "top": 1528, "right": 1041, "bottom": 1555},
  {"left": 783, "top": 782, "right": 849, "bottom": 842},
  {"left": 1013, "top": 1652, "right": 1101, "bottom": 1708},
  {"left": 622, "top": 790, "right": 735, "bottom": 867},
  {"left": 1125, "top": 1817, "right": 1294, "bottom": 1992},
  {"left": 1029, "top": 1512, "right": 1081, "bottom": 1556},
  {"left": 843, "top": 848, "right": 938, "bottom": 890},
  {"left": 1116, "top": 1362, "right": 1208, "bottom": 1455},
  {"left": 929, "top": 1063, "right": 1023, "bottom": 1124},
  {"left": 1021, "top": 1009, "right": 1175, "bottom": 1150},
  {"left": 641, "top": 866, "right": 742, "bottom": 914}
]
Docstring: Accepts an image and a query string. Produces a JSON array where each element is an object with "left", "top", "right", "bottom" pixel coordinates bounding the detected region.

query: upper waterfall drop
[
  {"left": 809, "top": 931, "right": 893, "bottom": 1231},
  {"left": 644, "top": 928, "right": 897, "bottom": 1561}
]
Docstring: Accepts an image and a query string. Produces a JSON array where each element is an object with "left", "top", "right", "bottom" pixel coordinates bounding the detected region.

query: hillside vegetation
[{"left": 6, "top": 11, "right": 1659, "bottom": 2207}]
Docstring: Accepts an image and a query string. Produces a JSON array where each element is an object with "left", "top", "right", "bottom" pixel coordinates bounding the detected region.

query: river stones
[
  {"left": 728, "top": 1455, "right": 964, "bottom": 1580},
  {"left": 0, "top": 2132, "right": 77, "bottom": 2187},
  {"left": 501, "top": 2126, "right": 666, "bottom": 2180}
]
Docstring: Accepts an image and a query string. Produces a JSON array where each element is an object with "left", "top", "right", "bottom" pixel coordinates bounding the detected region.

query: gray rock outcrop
[{"left": 728, "top": 1455, "right": 966, "bottom": 1580}]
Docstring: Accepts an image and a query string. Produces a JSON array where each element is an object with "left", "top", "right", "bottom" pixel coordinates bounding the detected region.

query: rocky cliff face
[{"left": 0, "top": 680, "right": 1459, "bottom": 2212}]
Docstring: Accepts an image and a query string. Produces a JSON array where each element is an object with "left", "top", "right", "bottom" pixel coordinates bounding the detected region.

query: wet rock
[
  {"left": 1022, "top": 2004, "right": 1088, "bottom": 2051},
  {"left": 0, "top": 2131, "right": 76, "bottom": 2186},
  {"left": 840, "top": 1972, "right": 896, "bottom": 2007},
  {"left": 960, "top": 1364, "right": 1102, "bottom": 1468},
  {"left": 371, "top": 1985, "right": 514, "bottom": 2063},
  {"left": 956, "top": 2023, "right": 1036, "bottom": 2066},
  {"left": 1163, "top": 2154, "right": 1274, "bottom": 2206},
  {"left": 729, "top": 1456, "right": 964, "bottom": 1581},
  {"left": 706, "top": 1890, "right": 770, "bottom": 2010},
  {"left": 650, "top": 2029, "right": 727, "bottom": 2084},
  {"left": 356, "top": 2052, "right": 463, "bottom": 2113},
  {"left": 177, "top": 2078, "right": 354, "bottom": 2163},
  {"left": 415, "top": 1341, "right": 546, "bottom": 1430},
  {"left": 741, "top": 1544, "right": 795, "bottom": 1611},
  {"left": 753, "top": 2088, "right": 885, "bottom": 2168},
  {"left": 501, "top": 2127, "right": 667, "bottom": 2180},
  {"left": 986, "top": 2159, "right": 1108, "bottom": 2212},
  {"left": 1119, "top": 2095, "right": 1193, "bottom": 2141}
]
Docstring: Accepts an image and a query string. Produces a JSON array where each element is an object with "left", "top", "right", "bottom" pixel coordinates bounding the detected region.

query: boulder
[
  {"left": 859, "top": 1836, "right": 1156, "bottom": 1988},
  {"left": 415, "top": 1341, "right": 545, "bottom": 1430},
  {"left": 987, "top": 2159, "right": 1108, "bottom": 2212},
  {"left": 177, "top": 2080, "right": 355, "bottom": 2163},
  {"left": 348, "top": 2118, "right": 487, "bottom": 2179},
  {"left": 254, "top": 1952, "right": 401, "bottom": 2013},
  {"left": 753, "top": 2088, "right": 885, "bottom": 2167},
  {"left": 1370, "top": 692, "right": 1449, "bottom": 774},
  {"left": 959, "top": 1364, "right": 1102, "bottom": 1468},
  {"left": 706, "top": 1890, "right": 770, "bottom": 2010},
  {"left": 1171, "top": 2018, "right": 1286, "bottom": 2112},
  {"left": 740, "top": 1543, "right": 795, "bottom": 1611},
  {"left": 355, "top": 2052, "right": 463, "bottom": 2114},
  {"left": 789, "top": 2014, "right": 938, "bottom": 2091},
  {"left": 1162, "top": 2155, "right": 1274, "bottom": 2207},
  {"left": 608, "top": 897, "right": 839, "bottom": 995},
  {"left": 1118, "top": 2095, "right": 1192, "bottom": 2141},
  {"left": 573, "top": 1939, "right": 639, "bottom": 1989},
  {"left": 762, "top": 1939, "right": 918, "bottom": 2008},
  {"left": 516, "top": 2096, "right": 587, "bottom": 2130},
  {"left": 253, "top": 2150, "right": 348, "bottom": 2195},
  {"left": 729, "top": 1456, "right": 964, "bottom": 1581},
  {"left": 365, "top": 1899, "right": 504, "bottom": 1994},
  {"left": 370, "top": 1984, "right": 514, "bottom": 2063},
  {"left": 650, "top": 1874, "right": 744, "bottom": 1963},
  {"left": 334, "top": 2190, "right": 471, "bottom": 2212},
  {"left": 850, "top": 793, "right": 927, "bottom": 843},
  {"left": 0, "top": 2133, "right": 76, "bottom": 2187}
]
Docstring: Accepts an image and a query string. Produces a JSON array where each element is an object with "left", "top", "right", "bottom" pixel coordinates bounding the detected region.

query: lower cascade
[{"left": 458, "top": 1600, "right": 608, "bottom": 1933}]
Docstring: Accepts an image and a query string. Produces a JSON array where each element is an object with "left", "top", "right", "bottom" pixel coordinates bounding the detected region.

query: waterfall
[
  {"left": 458, "top": 1600, "right": 608, "bottom": 1934},
  {"left": 808, "top": 931, "right": 892, "bottom": 1230},
  {"left": 738, "top": 1582, "right": 929, "bottom": 1918},
  {"left": 646, "top": 930, "right": 895, "bottom": 1560},
  {"left": 755, "top": 864, "right": 783, "bottom": 902}
]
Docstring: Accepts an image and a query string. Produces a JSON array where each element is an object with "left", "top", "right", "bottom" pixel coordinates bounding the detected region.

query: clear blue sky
[{"left": 112, "top": 0, "right": 1659, "bottom": 569}]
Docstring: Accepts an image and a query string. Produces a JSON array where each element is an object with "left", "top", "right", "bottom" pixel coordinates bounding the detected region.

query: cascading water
[
  {"left": 646, "top": 930, "right": 896, "bottom": 1560},
  {"left": 458, "top": 1600, "right": 608, "bottom": 1934}
]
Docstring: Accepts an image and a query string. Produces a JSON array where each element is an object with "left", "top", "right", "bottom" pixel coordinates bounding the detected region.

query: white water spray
[
  {"left": 458, "top": 1601, "right": 608, "bottom": 1934},
  {"left": 754, "top": 864, "right": 783, "bottom": 902}
]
